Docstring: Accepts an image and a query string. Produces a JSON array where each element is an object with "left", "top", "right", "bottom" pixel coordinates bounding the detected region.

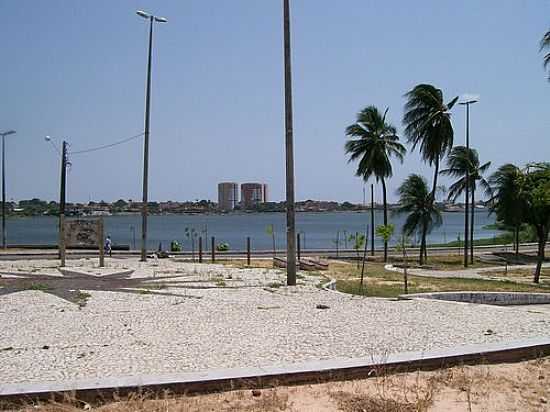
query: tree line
[{"left": 345, "top": 27, "right": 550, "bottom": 283}]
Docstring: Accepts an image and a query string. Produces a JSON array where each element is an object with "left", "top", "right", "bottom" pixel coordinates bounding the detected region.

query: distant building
[
  {"left": 218, "top": 182, "right": 239, "bottom": 210},
  {"left": 241, "top": 183, "right": 267, "bottom": 209}
]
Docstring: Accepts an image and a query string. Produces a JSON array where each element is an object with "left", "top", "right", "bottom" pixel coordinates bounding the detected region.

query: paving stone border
[
  {"left": 1, "top": 337, "right": 549, "bottom": 404},
  {"left": 400, "top": 291, "right": 550, "bottom": 306}
]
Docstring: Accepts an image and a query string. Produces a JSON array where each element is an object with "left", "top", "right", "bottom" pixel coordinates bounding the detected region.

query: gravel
[{"left": 0, "top": 258, "right": 548, "bottom": 385}]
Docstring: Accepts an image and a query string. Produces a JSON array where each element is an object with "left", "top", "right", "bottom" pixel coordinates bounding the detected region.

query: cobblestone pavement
[{"left": 0, "top": 258, "right": 548, "bottom": 385}]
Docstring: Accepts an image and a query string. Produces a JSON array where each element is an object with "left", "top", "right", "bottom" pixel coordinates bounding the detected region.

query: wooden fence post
[
  {"left": 198, "top": 237, "right": 203, "bottom": 263},
  {"left": 247, "top": 237, "right": 251, "bottom": 266},
  {"left": 211, "top": 236, "right": 215, "bottom": 262},
  {"left": 98, "top": 218, "right": 105, "bottom": 268}
]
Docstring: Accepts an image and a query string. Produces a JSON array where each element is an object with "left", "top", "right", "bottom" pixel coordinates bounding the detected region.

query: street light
[
  {"left": 136, "top": 10, "right": 167, "bottom": 262},
  {"left": 459, "top": 95, "right": 479, "bottom": 267},
  {"left": 0, "top": 130, "right": 16, "bottom": 249}
]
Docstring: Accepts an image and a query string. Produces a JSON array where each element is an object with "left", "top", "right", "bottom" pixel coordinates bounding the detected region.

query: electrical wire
[{"left": 70, "top": 132, "right": 144, "bottom": 155}]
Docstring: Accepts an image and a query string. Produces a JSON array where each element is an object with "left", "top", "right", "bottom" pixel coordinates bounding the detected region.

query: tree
[
  {"left": 345, "top": 106, "right": 406, "bottom": 262},
  {"left": 184, "top": 227, "right": 198, "bottom": 262},
  {"left": 541, "top": 29, "right": 550, "bottom": 80},
  {"left": 403, "top": 84, "right": 458, "bottom": 259},
  {"left": 487, "top": 164, "right": 524, "bottom": 256},
  {"left": 395, "top": 235, "right": 411, "bottom": 294},
  {"left": 440, "top": 146, "right": 491, "bottom": 263},
  {"left": 348, "top": 232, "right": 366, "bottom": 268},
  {"left": 394, "top": 175, "right": 443, "bottom": 265},
  {"left": 516, "top": 163, "right": 550, "bottom": 283}
]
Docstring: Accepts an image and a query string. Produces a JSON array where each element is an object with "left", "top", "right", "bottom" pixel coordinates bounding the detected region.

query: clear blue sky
[{"left": 1, "top": 0, "right": 548, "bottom": 203}]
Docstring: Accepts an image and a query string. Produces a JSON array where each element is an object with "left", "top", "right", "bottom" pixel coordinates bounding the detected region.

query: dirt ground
[{"left": 6, "top": 357, "right": 550, "bottom": 412}]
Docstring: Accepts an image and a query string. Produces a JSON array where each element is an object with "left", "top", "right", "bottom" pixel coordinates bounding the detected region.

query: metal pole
[
  {"left": 297, "top": 233, "right": 301, "bottom": 261},
  {"left": 283, "top": 0, "right": 297, "bottom": 286},
  {"left": 59, "top": 141, "right": 68, "bottom": 266},
  {"left": 1, "top": 135, "right": 5, "bottom": 249},
  {"left": 464, "top": 103, "right": 470, "bottom": 268},
  {"left": 141, "top": 16, "right": 154, "bottom": 262},
  {"left": 198, "top": 236, "right": 203, "bottom": 263}
]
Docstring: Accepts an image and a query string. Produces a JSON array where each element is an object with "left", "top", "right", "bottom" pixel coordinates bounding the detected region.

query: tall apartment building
[
  {"left": 241, "top": 183, "right": 267, "bottom": 209},
  {"left": 218, "top": 182, "right": 239, "bottom": 210}
]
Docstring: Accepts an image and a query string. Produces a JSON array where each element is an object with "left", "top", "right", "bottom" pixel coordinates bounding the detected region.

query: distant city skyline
[{"left": 1, "top": 1, "right": 549, "bottom": 204}]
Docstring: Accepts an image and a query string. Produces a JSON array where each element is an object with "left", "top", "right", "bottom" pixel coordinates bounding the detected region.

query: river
[{"left": 6, "top": 211, "right": 500, "bottom": 251}]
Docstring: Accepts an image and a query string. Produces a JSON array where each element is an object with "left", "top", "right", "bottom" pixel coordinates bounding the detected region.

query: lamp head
[{"left": 136, "top": 10, "right": 151, "bottom": 19}]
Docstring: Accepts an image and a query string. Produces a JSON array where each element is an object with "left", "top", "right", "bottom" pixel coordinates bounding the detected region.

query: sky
[{"left": 1, "top": 0, "right": 549, "bottom": 204}]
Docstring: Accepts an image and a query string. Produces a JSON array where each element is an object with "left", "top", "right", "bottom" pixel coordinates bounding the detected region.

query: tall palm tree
[
  {"left": 440, "top": 146, "right": 491, "bottom": 263},
  {"left": 487, "top": 164, "right": 524, "bottom": 256},
  {"left": 345, "top": 106, "right": 406, "bottom": 262},
  {"left": 403, "top": 84, "right": 458, "bottom": 259},
  {"left": 541, "top": 29, "right": 550, "bottom": 80},
  {"left": 394, "top": 174, "right": 442, "bottom": 264}
]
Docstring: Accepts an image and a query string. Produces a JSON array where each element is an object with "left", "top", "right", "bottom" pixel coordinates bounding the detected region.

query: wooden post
[
  {"left": 211, "top": 236, "right": 215, "bottom": 262},
  {"left": 59, "top": 214, "right": 66, "bottom": 267},
  {"left": 198, "top": 236, "right": 203, "bottom": 263},
  {"left": 98, "top": 218, "right": 105, "bottom": 268},
  {"left": 246, "top": 237, "right": 251, "bottom": 266},
  {"left": 297, "top": 233, "right": 301, "bottom": 261}
]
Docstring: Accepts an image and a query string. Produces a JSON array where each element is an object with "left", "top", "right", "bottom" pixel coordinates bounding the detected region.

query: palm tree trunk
[
  {"left": 381, "top": 178, "right": 388, "bottom": 262},
  {"left": 515, "top": 225, "right": 520, "bottom": 256},
  {"left": 470, "top": 186, "right": 475, "bottom": 264},
  {"left": 534, "top": 226, "right": 547, "bottom": 284},
  {"left": 431, "top": 157, "right": 440, "bottom": 203},
  {"left": 419, "top": 225, "right": 427, "bottom": 265},
  {"left": 422, "top": 157, "right": 440, "bottom": 263}
]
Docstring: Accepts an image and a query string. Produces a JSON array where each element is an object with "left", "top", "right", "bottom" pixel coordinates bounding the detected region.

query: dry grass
[
  {"left": 484, "top": 267, "right": 550, "bottom": 282},
  {"left": 327, "top": 260, "right": 550, "bottom": 298},
  {"left": 6, "top": 357, "right": 550, "bottom": 411}
]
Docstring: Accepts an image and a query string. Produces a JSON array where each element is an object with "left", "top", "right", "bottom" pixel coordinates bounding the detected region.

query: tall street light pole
[
  {"left": 283, "top": 0, "right": 296, "bottom": 286},
  {"left": 459, "top": 97, "right": 478, "bottom": 268},
  {"left": 136, "top": 10, "right": 167, "bottom": 262},
  {"left": 0, "top": 130, "right": 16, "bottom": 249}
]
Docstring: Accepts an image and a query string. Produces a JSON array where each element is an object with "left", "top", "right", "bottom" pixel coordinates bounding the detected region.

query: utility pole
[
  {"left": 0, "top": 130, "right": 16, "bottom": 249},
  {"left": 59, "top": 141, "right": 68, "bottom": 266},
  {"left": 136, "top": 10, "right": 167, "bottom": 262},
  {"left": 283, "top": 0, "right": 296, "bottom": 286}
]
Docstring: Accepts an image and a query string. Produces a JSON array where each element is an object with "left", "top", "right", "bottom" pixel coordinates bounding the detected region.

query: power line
[{"left": 70, "top": 132, "right": 144, "bottom": 155}]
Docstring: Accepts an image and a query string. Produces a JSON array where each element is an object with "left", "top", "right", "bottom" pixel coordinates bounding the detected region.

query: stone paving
[{"left": 0, "top": 258, "right": 549, "bottom": 385}]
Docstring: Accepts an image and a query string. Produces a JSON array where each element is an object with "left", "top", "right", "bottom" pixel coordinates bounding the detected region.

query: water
[{"left": 6, "top": 211, "right": 500, "bottom": 251}]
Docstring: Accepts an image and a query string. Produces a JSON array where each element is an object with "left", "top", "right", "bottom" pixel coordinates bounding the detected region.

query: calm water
[{"left": 6, "top": 211, "right": 500, "bottom": 251}]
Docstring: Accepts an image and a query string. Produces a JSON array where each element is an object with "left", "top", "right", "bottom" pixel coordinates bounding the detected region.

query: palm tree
[
  {"left": 487, "top": 164, "right": 524, "bottom": 256},
  {"left": 345, "top": 106, "right": 406, "bottom": 262},
  {"left": 541, "top": 29, "right": 550, "bottom": 80},
  {"left": 403, "top": 84, "right": 458, "bottom": 259},
  {"left": 440, "top": 146, "right": 491, "bottom": 263},
  {"left": 394, "top": 174, "right": 442, "bottom": 265}
]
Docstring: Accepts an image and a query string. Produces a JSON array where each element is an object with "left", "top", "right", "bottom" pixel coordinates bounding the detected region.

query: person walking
[{"left": 105, "top": 235, "right": 112, "bottom": 257}]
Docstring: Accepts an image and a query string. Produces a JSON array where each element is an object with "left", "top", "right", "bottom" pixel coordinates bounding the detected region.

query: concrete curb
[{"left": 1, "top": 337, "right": 549, "bottom": 404}]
